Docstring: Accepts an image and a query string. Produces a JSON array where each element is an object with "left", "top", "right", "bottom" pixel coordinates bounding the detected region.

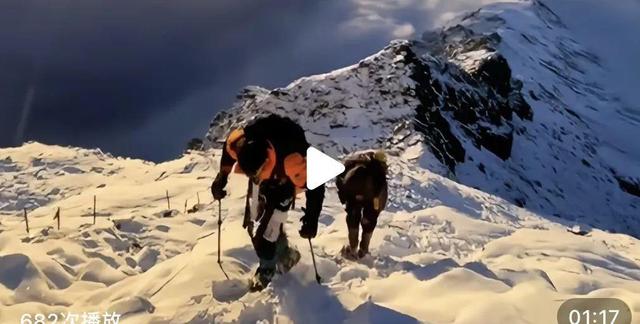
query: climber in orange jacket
[{"left": 211, "top": 114, "right": 325, "bottom": 290}]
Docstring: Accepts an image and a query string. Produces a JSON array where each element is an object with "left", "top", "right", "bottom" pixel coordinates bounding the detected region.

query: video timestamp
[{"left": 558, "top": 298, "right": 632, "bottom": 324}]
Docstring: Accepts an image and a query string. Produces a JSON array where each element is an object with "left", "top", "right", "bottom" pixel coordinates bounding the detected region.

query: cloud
[
  {"left": 0, "top": 0, "right": 507, "bottom": 161},
  {"left": 393, "top": 23, "right": 417, "bottom": 38}
]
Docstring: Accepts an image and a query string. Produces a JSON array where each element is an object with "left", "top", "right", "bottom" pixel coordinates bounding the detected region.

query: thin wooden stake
[
  {"left": 54, "top": 207, "right": 60, "bottom": 230},
  {"left": 93, "top": 195, "right": 97, "bottom": 225},
  {"left": 197, "top": 192, "right": 200, "bottom": 205},
  {"left": 184, "top": 199, "right": 188, "bottom": 213},
  {"left": 166, "top": 190, "right": 171, "bottom": 210},
  {"left": 23, "top": 208, "right": 29, "bottom": 234}
]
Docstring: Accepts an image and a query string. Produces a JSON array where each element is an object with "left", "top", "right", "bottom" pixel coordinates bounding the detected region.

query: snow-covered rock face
[{"left": 206, "top": 0, "right": 639, "bottom": 236}]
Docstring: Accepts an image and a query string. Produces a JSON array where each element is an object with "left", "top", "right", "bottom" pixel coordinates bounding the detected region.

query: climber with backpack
[
  {"left": 211, "top": 114, "right": 325, "bottom": 291},
  {"left": 335, "top": 150, "right": 388, "bottom": 259}
]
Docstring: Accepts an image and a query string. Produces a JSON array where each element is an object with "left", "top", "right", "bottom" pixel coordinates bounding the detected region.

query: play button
[{"left": 306, "top": 147, "right": 345, "bottom": 190}]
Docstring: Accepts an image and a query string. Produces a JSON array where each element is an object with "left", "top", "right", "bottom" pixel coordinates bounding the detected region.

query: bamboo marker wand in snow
[
  {"left": 54, "top": 207, "right": 60, "bottom": 230},
  {"left": 23, "top": 208, "right": 29, "bottom": 234},
  {"left": 166, "top": 190, "right": 171, "bottom": 210},
  {"left": 93, "top": 195, "right": 97, "bottom": 225},
  {"left": 197, "top": 192, "right": 200, "bottom": 205},
  {"left": 184, "top": 199, "right": 188, "bottom": 213}
]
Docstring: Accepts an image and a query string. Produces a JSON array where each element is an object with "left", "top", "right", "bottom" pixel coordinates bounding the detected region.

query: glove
[
  {"left": 298, "top": 207, "right": 318, "bottom": 239},
  {"left": 211, "top": 173, "right": 228, "bottom": 200},
  {"left": 299, "top": 218, "right": 318, "bottom": 239}
]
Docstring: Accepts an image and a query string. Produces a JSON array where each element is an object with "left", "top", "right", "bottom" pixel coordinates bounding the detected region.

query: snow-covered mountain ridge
[{"left": 206, "top": 0, "right": 640, "bottom": 237}]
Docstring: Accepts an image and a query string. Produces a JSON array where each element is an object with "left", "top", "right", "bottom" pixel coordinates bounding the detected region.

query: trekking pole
[
  {"left": 216, "top": 199, "right": 229, "bottom": 279},
  {"left": 308, "top": 238, "right": 321, "bottom": 284},
  {"left": 243, "top": 178, "right": 254, "bottom": 239},
  {"left": 217, "top": 199, "right": 222, "bottom": 264}
]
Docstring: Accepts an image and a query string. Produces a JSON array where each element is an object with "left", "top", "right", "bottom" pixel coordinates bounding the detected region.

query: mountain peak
[{"left": 206, "top": 0, "right": 639, "bottom": 236}]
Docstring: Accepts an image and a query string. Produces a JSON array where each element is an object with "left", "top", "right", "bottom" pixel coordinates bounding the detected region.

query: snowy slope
[
  {"left": 206, "top": 0, "right": 640, "bottom": 237},
  {"left": 1, "top": 143, "right": 639, "bottom": 323},
  {"left": 1, "top": 1, "right": 640, "bottom": 323}
]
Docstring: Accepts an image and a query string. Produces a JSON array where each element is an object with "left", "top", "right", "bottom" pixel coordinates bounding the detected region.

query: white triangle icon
[{"left": 306, "top": 146, "right": 345, "bottom": 190}]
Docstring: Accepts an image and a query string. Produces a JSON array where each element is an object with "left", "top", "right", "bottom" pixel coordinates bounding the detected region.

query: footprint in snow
[{"left": 211, "top": 278, "right": 249, "bottom": 303}]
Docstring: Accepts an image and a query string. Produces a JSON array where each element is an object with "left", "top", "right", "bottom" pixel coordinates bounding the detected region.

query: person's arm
[
  {"left": 219, "top": 138, "right": 236, "bottom": 175},
  {"left": 300, "top": 183, "right": 325, "bottom": 238},
  {"left": 211, "top": 131, "right": 241, "bottom": 199},
  {"left": 335, "top": 174, "right": 346, "bottom": 204}
]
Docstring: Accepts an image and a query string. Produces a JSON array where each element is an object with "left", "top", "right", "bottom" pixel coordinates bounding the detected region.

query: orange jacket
[
  {"left": 218, "top": 115, "right": 324, "bottom": 223},
  {"left": 219, "top": 115, "right": 312, "bottom": 190},
  {"left": 224, "top": 128, "right": 306, "bottom": 190}
]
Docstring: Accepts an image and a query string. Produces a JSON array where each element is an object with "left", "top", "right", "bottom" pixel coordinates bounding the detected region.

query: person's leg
[
  {"left": 253, "top": 219, "right": 278, "bottom": 270},
  {"left": 359, "top": 182, "right": 387, "bottom": 258},
  {"left": 243, "top": 180, "right": 261, "bottom": 237},
  {"left": 359, "top": 202, "right": 381, "bottom": 258},
  {"left": 274, "top": 225, "right": 300, "bottom": 274},
  {"left": 249, "top": 181, "right": 261, "bottom": 221},
  {"left": 249, "top": 218, "right": 278, "bottom": 290},
  {"left": 266, "top": 189, "right": 301, "bottom": 273},
  {"left": 250, "top": 181, "right": 295, "bottom": 288},
  {"left": 343, "top": 201, "right": 362, "bottom": 258},
  {"left": 274, "top": 226, "right": 288, "bottom": 266}
]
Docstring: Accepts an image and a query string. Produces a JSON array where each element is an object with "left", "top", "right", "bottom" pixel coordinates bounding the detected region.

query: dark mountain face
[{"left": 399, "top": 40, "right": 533, "bottom": 171}]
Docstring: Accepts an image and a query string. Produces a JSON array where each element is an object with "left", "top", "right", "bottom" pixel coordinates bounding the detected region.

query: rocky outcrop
[{"left": 399, "top": 38, "right": 532, "bottom": 168}]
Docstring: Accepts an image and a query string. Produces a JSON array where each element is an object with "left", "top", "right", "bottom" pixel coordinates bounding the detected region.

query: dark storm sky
[
  {"left": 0, "top": 0, "right": 562, "bottom": 161},
  {"left": 3, "top": 0, "right": 481, "bottom": 161}
]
